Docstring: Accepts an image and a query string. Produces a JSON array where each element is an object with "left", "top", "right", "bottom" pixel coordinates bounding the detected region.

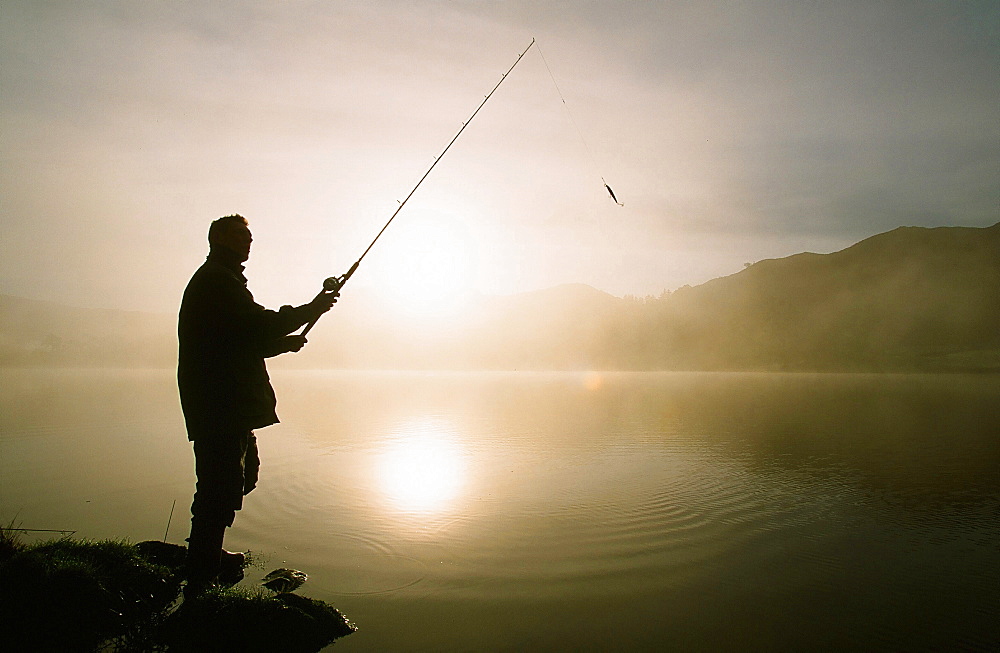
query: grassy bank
[{"left": 0, "top": 529, "right": 355, "bottom": 652}]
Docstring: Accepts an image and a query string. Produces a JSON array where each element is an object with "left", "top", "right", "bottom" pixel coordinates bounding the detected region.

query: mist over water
[{"left": 2, "top": 369, "right": 998, "bottom": 651}]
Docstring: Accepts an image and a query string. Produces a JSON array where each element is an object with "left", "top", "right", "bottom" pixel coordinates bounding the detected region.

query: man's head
[{"left": 208, "top": 214, "right": 252, "bottom": 262}]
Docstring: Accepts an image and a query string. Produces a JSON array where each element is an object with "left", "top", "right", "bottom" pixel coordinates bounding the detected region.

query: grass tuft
[
  {"left": 0, "top": 533, "right": 181, "bottom": 652},
  {"left": 0, "top": 534, "right": 354, "bottom": 652}
]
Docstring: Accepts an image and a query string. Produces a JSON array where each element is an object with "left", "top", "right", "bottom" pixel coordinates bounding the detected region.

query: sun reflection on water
[{"left": 377, "top": 417, "right": 467, "bottom": 513}]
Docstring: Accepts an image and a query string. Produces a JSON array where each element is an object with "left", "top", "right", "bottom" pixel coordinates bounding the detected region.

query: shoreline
[{"left": 0, "top": 530, "right": 355, "bottom": 652}]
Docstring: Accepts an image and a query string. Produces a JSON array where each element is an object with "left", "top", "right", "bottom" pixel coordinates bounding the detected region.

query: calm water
[{"left": 1, "top": 369, "right": 998, "bottom": 651}]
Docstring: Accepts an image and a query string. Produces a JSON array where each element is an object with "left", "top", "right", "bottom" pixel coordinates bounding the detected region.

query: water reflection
[
  {"left": 376, "top": 417, "right": 467, "bottom": 513},
  {"left": 4, "top": 370, "right": 999, "bottom": 652}
]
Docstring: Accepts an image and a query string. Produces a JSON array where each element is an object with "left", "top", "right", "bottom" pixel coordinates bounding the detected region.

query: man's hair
[{"left": 208, "top": 214, "right": 249, "bottom": 246}]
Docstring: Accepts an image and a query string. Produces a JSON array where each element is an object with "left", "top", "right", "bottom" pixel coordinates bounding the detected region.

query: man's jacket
[{"left": 177, "top": 250, "right": 318, "bottom": 441}]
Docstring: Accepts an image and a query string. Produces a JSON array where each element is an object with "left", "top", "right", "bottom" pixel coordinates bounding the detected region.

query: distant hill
[
  {"left": 2, "top": 223, "right": 997, "bottom": 371},
  {"left": 631, "top": 223, "right": 1000, "bottom": 371},
  {"left": 0, "top": 295, "right": 175, "bottom": 367}
]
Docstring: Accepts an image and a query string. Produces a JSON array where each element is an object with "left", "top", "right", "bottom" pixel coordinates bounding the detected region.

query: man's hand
[
  {"left": 309, "top": 290, "right": 339, "bottom": 315},
  {"left": 264, "top": 335, "right": 309, "bottom": 357},
  {"left": 285, "top": 335, "right": 308, "bottom": 353}
]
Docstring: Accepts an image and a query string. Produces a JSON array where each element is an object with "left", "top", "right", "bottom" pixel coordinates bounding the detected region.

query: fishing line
[{"left": 535, "top": 42, "right": 623, "bottom": 206}]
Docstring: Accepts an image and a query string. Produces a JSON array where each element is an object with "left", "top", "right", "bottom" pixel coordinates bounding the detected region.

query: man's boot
[
  {"left": 218, "top": 549, "right": 246, "bottom": 585},
  {"left": 185, "top": 519, "right": 226, "bottom": 597}
]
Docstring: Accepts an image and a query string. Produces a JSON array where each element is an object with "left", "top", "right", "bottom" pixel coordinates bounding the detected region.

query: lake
[{"left": 1, "top": 369, "right": 998, "bottom": 651}]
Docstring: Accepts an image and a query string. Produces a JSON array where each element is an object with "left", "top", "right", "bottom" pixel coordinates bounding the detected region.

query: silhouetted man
[{"left": 178, "top": 214, "right": 337, "bottom": 593}]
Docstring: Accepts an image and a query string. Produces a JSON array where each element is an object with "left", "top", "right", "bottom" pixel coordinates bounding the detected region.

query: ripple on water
[
  {"left": 395, "top": 447, "right": 830, "bottom": 601},
  {"left": 234, "top": 515, "right": 430, "bottom": 597}
]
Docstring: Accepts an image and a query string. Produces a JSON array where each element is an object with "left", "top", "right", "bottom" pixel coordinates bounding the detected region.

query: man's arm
[
  {"left": 206, "top": 264, "right": 338, "bottom": 353},
  {"left": 263, "top": 335, "right": 308, "bottom": 358},
  {"left": 257, "top": 293, "right": 339, "bottom": 341},
  {"left": 258, "top": 293, "right": 338, "bottom": 356}
]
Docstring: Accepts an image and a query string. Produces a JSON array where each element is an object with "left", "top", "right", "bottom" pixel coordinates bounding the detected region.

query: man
[{"left": 177, "top": 214, "right": 337, "bottom": 593}]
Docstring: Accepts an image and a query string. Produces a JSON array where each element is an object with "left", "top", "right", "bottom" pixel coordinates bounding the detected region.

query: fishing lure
[
  {"left": 604, "top": 181, "right": 623, "bottom": 207},
  {"left": 537, "top": 43, "right": 623, "bottom": 208}
]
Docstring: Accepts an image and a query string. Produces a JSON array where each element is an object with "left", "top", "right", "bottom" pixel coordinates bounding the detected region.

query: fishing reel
[
  {"left": 301, "top": 262, "right": 358, "bottom": 336},
  {"left": 322, "top": 275, "right": 347, "bottom": 294},
  {"left": 300, "top": 274, "right": 347, "bottom": 337},
  {"left": 321, "top": 261, "right": 358, "bottom": 295}
]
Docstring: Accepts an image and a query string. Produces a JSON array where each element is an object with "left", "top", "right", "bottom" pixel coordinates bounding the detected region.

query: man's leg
[
  {"left": 186, "top": 430, "right": 250, "bottom": 592},
  {"left": 185, "top": 515, "right": 227, "bottom": 593}
]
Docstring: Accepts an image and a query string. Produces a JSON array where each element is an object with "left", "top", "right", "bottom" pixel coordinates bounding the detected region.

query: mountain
[
  {"left": 633, "top": 223, "right": 1000, "bottom": 371},
  {"left": 2, "top": 223, "right": 997, "bottom": 371}
]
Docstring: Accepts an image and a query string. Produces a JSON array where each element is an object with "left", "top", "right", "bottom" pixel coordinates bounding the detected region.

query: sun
[{"left": 366, "top": 207, "right": 477, "bottom": 317}]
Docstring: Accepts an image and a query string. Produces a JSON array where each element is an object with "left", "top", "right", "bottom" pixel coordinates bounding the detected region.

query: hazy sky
[{"left": 2, "top": 0, "right": 998, "bottom": 312}]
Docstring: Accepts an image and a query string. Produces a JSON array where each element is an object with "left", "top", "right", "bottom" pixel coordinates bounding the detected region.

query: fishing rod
[{"left": 300, "top": 38, "right": 536, "bottom": 337}]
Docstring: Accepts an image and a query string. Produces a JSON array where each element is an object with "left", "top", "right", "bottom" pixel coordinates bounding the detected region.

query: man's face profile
[{"left": 218, "top": 223, "right": 253, "bottom": 262}]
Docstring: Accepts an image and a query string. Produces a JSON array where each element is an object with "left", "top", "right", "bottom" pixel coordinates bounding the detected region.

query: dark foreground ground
[{"left": 0, "top": 530, "right": 355, "bottom": 652}]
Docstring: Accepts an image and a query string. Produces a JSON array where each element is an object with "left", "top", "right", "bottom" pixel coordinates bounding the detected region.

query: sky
[{"left": 2, "top": 0, "right": 998, "bottom": 313}]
